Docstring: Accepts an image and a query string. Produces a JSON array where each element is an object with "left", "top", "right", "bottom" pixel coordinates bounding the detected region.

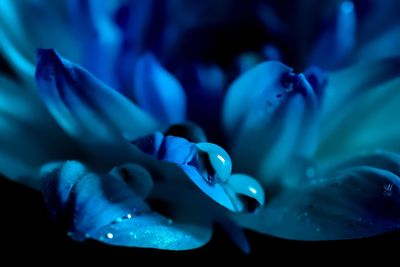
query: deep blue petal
[
  {"left": 134, "top": 53, "right": 186, "bottom": 124},
  {"left": 114, "top": 0, "right": 167, "bottom": 97},
  {"left": 178, "top": 63, "right": 225, "bottom": 140},
  {"left": 67, "top": 0, "right": 121, "bottom": 89},
  {"left": 356, "top": 25, "right": 400, "bottom": 61},
  {"left": 309, "top": 1, "right": 356, "bottom": 69},
  {"left": 35, "top": 49, "right": 158, "bottom": 143}
]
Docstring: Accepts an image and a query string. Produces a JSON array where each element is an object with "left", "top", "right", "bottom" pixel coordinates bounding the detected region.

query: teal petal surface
[
  {"left": 318, "top": 58, "right": 400, "bottom": 158},
  {"left": 0, "top": 1, "right": 78, "bottom": 80},
  {"left": 0, "top": 75, "right": 77, "bottom": 188},
  {"left": 236, "top": 151, "right": 400, "bottom": 240}
]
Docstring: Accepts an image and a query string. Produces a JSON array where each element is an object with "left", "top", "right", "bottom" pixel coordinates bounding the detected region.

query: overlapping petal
[
  {"left": 223, "top": 61, "right": 320, "bottom": 186},
  {"left": 235, "top": 150, "right": 400, "bottom": 240},
  {"left": 0, "top": 1, "right": 79, "bottom": 80},
  {"left": 318, "top": 57, "right": 400, "bottom": 158},
  {"left": 132, "top": 132, "right": 264, "bottom": 212},
  {"left": 35, "top": 49, "right": 159, "bottom": 145},
  {"left": 0, "top": 75, "right": 77, "bottom": 188},
  {"left": 134, "top": 53, "right": 186, "bottom": 124},
  {"left": 41, "top": 160, "right": 212, "bottom": 250}
]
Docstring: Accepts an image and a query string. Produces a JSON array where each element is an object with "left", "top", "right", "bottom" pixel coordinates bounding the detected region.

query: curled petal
[
  {"left": 35, "top": 49, "right": 159, "bottom": 144},
  {"left": 235, "top": 151, "right": 400, "bottom": 240},
  {"left": 41, "top": 161, "right": 211, "bottom": 250},
  {"left": 134, "top": 53, "right": 186, "bottom": 124},
  {"left": 132, "top": 132, "right": 264, "bottom": 212},
  {"left": 223, "top": 61, "right": 320, "bottom": 186}
]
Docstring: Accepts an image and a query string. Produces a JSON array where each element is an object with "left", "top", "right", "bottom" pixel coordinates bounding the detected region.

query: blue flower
[{"left": 1, "top": 0, "right": 400, "bottom": 251}]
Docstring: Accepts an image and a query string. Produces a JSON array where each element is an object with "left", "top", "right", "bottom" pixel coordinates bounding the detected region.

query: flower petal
[
  {"left": 356, "top": 25, "right": 400, "bottom": 61},
  {"left": 0, "top": 75, "right": 78, "bottom": 189},
  {"left": 35, "top": 49, "right": 159, "bottom": 144},
  {"left": 41, "top": 161, "right": 211, "bottom": 250},
  {"left": 134, "top": 53, "right": 186, "bottom": 124},
  {"left": 0, "top": 1, "right": 79, "bottom": 80},
  {"left": 109, "top": 163, "right": 154, "bottom": 198},
  {"left": 318, "top": 58, "right": 400, "bottom": 158},
  {"left": 67, "top": 0, "right": 122, "bottom": 89},
  {"left": 179, "top": 64, "right": 225, "bottom": 140},
  {"left": 132, "top": 132, "right": 264, "bottom": 212},
  {"left": 223, "top": 61, "right": 320, "bottom": 186},
  {"left": 235, "top": 151, "right": 400, "bottom": 240},
  {"left": 309, "top": 1, "right": 356, "bottom": 69}
]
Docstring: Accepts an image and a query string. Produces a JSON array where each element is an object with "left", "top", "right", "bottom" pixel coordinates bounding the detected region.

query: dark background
[{"left": 1, "top": 176, "right": 398, "bottom": 261}]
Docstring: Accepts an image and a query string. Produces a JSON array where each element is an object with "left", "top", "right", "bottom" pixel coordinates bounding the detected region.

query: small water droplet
[
  {"left": 167, "top": 219, "right": 173, "bottom": 225},
  {"left": 126, "top": 214, "right": 132, "bottom": 219},
  {"left": 129, "top": 232, "right": 138, "bottom": 240},
  {"left": 195, "top": 143, "right": 232, "bottom": 185},
  {"left": 316, "top": 227, "right": 320, "bottom": 232},
  {"left": 106, "top": 232, "right": 114, "bottom": 239}
]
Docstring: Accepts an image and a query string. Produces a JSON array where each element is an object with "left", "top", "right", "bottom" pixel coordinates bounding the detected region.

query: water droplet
[
  {"left": 195, "top": 143, "right": 232, "bottom": 184},
  {"left": 129, "top": 232, "right": 138, "bottom": 240},
  {"left": 126, "top": 214, "right": 132, "bottom": 219},
  {"left": 167, "top": 219, "right": 173, "bottom": 225},
  {"left": 106, "top": 232, "right": 114, "bottom": 239},
  {"left": 316, "top": 227, "right": 320, "bottom": 232}
]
